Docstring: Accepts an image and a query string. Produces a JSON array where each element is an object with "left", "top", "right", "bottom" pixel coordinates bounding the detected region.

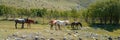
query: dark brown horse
[
  {"left": 71, "top": 21, "right": 82, "bottom": 30},
  {"left": 15, "top": 18, "right": 34, "bottom": 29}
]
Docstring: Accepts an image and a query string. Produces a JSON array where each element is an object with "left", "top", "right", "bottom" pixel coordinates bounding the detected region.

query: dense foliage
[
  {"left": 83, "top": 0, "right": 120, "bottom": 24},
  {"left": 0, "top": 5, "right": 81, "bottom": 19}
]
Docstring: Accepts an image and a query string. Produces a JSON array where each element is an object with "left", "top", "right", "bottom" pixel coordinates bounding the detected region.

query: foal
[{"left": 25, "top": 19, "right": 34, "bottom": 28}]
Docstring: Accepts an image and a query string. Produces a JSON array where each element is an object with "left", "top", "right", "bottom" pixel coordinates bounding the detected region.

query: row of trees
[
  {"left": 0, "top": 0, "right": 120, "bottom": 24},
  {"left": 83, "top": 0, "right": 120, "bottom": 24},
  {"left": 0, "top": 5, "right": 47, "bottom": 18},
  {"left": 0, "top": 5, "right": 81, "bottom": 20}
]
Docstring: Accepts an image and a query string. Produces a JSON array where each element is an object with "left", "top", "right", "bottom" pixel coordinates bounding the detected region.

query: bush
[{"left": 83, "top": 0, "right": 120, "bottom": 24}]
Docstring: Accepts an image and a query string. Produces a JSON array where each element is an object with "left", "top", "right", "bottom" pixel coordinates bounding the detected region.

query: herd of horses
[{"left": 14, "top": 18, "right": 82, "bottom": 30}]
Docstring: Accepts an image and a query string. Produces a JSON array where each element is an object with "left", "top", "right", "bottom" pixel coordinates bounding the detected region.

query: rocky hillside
[{"left": 0, "top": 0, "right": 95, "bottom": 10}]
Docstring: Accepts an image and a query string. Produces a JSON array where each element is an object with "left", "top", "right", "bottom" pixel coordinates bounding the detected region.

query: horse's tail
[
  {"left": 79, "top": 23, "right": 82, "bottom": 27},
  {"left": 71, "top": 23, "right": 74, "bottom": 29}
]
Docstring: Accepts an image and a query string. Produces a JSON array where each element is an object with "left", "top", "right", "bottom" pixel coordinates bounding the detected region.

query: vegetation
[
  {"left": 0, "top": 21, "right": 120, "bottom": 40},
  {"left": 0, "top": 0, "right": 120, "bottom": 32},
  {"left": 83, "top": 0, "right": 120, "bottom": 24},
  {"left": 0, "top": 0, "right": 94, "bottom": 10},
  {"left": 0, "top": 0, "right": 120, "bottom": 24},
  {"left": 0, "top": 5, "right": 82, "bottom": 20},
  {"left": 0, "top": 0, "right": 120, "bottom": 39}
]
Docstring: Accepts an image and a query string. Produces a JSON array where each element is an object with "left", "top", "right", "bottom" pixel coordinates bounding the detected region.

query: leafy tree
[{"left": 83, "top": 0, "right": 120, "bottom": 24}]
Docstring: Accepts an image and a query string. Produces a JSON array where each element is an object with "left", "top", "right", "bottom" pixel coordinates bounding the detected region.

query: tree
[{"left": 83, "top": 0, "right": 120, "bottom": 24}]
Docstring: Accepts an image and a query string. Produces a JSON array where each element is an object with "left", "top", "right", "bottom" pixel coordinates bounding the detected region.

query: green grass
[{"left": 0, "top": 21, "right": 47, "bottom": 39}]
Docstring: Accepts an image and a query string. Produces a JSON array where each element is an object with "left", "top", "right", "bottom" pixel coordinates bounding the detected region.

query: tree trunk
[
  {"left": 85, "top": 17, "right": 88, "bottom": 23},
  {"left": 43, "top": 17, "right": 44, "bottom": 24},
  {"left": 104, "top": 17, "right": 107, "bottom": 24},
  {"left": 100, "top": 18, "right": 103, "bottom": 24},
  {"left": 109, "top": 17, "right": 112, "bottom": 24},
  {"left": 91, "top": 18, "right": 95, "bottom": 24},
  {"left": 5, "top": 14, "right": 9, "bottom": 20}
]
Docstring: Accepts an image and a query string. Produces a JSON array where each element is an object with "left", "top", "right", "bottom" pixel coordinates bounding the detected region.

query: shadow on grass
[{"left": 89, "top": 23, "right": 120, "bottom": 32}]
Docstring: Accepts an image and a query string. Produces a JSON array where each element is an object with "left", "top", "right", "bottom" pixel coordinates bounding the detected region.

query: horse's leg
[
  {"left": 27, "top": 23, "right": 28, "bottom": 28},
  {"left": 50, "top": 24, "right": 53, "bottom": 30},
  {"left": 79, "top": 23, "right": 82, "bottom": 28},
  {"left": 79, "top": 23, "right": 82, "bottom": 30},
  {"left": 64, "top": 24, "right": 67, "bottom": 30},
  {"left": 71, "top": 24, "right": 74, "bottom": 29},
  {"left": 55, "top": 24, "right": 58, "bottom": 30},
  {"left": 72, "top": 23, "right": 75, "bottom": 29},
  {"left": 15, "top": 22, "right": 17, "bottom": 29},
  {"left": 27, "top": 23, "right": 30, "bottom": 28},
  {"left": 58, "top": 24, "right": 61, "bottom": 30},
  {"left": 21, "top": 23, "right": 24, "bottom": 29},
  {"left": 74, "top": 24, "right": 78, "bottom": 30},
  {"left": 29, "top": 23, "right": 31, "bottom": 28},
  {"left": 76, "top": 25, "right": 79, "bottom": 30}
]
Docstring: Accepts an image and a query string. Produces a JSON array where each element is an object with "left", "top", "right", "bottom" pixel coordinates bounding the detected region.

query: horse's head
[
  {"left": 64, "top": 20, "right": 70, "bottom": 25},
  {"left": 25, "top": 19, "right": 35, "bottom": 24},
  {"left": 24, "top": 18, "right": 28, "bottom": 21}
]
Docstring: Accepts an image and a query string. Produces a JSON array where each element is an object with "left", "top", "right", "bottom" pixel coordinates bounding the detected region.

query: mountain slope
[{"left": 0, "top": 0, "right": 95, "bottom": 10}]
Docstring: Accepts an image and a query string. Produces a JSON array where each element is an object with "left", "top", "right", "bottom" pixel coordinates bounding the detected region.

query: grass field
[{"left": 0, "top": 20, "right": 120, "bottom": 40}]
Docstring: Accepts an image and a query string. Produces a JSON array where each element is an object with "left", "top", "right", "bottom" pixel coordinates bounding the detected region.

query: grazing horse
[
  {"left": 49, "top": 20, "right": 69, "bottom": 30},
  {"left": 15, "top": 18, "right": 34, "bottom": 29},
  {"left": 71, "top": 21, "right": 82, "bottom": 30}
]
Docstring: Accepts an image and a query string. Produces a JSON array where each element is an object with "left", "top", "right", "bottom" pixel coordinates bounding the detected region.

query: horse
[
  {"left": 49, "top": 19, "right": 69, "bottom": 30},
  {"left": 15, "top": 18, "right": 34, "bottom": 29},
  {"left": 71, "top": 21, "right": 82, "bottom": 30}
]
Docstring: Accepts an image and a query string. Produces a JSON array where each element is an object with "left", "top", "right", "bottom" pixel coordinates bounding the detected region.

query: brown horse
[
  {"left": 49, "top": 19, "right": 69, "bottom": 30},
  {"left": 15, "top": 18, "right": 34, "bottom": 29},
  {"left": 49, "top": 19, "right": 57, "bottom": 30},
  {"left": 71, "top": 21, "right": 82, "bottom": 30}
]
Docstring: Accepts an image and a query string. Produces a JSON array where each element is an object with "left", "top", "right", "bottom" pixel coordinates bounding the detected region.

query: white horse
[
  {"left": 55, "top": 20, "right": 69, "bottom": 30},
  {"left": 49, "top": 20, "right": 69, "bottom": 30}
]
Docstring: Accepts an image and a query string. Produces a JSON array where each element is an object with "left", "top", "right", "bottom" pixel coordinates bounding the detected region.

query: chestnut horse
[
  {"left": 49, "top": 20, "right": 69, "bottom": 30},
  {"left": 71, "top": 21, "right": 82, "bottom": 30},
  {"left": 15, "top": 18, "right": 34, "bottom": 29}
]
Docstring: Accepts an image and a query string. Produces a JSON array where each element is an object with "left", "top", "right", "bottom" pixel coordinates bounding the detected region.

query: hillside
[{"left": 0, "top": 0, "right": 95, "bottom": 10}]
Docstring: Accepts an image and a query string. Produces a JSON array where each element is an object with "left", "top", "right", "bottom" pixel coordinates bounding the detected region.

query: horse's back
[
  {"left": 18, "top": 19, "right": 24, "bottom": 20},
  {"left": 71, "top": 21, "right": 80, "bottom": 25},
  {"left": 56, "top": 20, "right": 69, "bottom": 26},
  {"left": 15, "top": 19, "right": 25, "bottom": 23},
  {"left": 50, "top": 20, "right": 57, "bottom": 24}
]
